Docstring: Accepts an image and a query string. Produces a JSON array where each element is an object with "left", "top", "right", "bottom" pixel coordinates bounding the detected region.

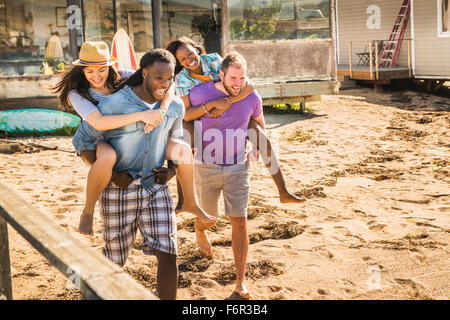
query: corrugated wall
[
  {"left": 337, "top": 0, "right": 411, "bottom": 66},
  {"left": 413, "top": 0, "right": 450, "bottom": 78}
]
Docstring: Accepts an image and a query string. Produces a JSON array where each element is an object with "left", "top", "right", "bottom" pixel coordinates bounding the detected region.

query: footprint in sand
[
  {"left": 269, "top": 292, "right": 286, "bottom": 300},
  {"left": 55, "top": 214, "right": 67, "bottom": 220},
  {"left": 317, "top": 288, "right": 329, "bottom": 295},
  {"left": 368, "top": 224, "right": 386, "bottom": 231},
  {"left": 394, "top": 278, "right": 432, "bottom": 299},
  {"left": 56, "top": 207, "right": 68, "bottom": 214},
  {"left": 268, "top": 285, "right": 283, "bottom": 292},
  {"left": 338, "top": 279, "right": 356, "bottom": 294},
  {"left": 59, "top": 194, "right": 77, "bottom": 202},
  {"left": 62, "top": 187, "right": 84, "bottom": 193}
]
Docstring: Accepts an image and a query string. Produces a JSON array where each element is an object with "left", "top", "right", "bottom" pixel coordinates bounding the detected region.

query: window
[
  {"left": 0, "top": 0, "right": 70, "bottom": 76},
  {"left": 228, "top": 0, "right": 330, "bottom": 41},
  {"left": 438, "top": 0, "right": 450, "bottom": 37},
  {"left": 160, "top": 0, "right": 222, "bottom": 54},
  {"left": 116, "top": 0, "right": 153, "bottom": 53},
  {"left": 83, "top": 0, "right": 115, "bottom": 44}
]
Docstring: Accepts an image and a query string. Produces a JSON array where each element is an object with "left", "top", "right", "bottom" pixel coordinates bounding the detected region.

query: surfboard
[
  {"left": 111, "top": 28, "right": 138, "bottom": 71},
  {"left": 0, "top": 109, "right": 81, "bottom": 133}
]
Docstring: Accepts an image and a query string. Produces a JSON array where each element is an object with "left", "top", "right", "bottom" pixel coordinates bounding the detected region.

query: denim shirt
[{"left": 73, "top": 85, "right": 184, "bottom": 192}]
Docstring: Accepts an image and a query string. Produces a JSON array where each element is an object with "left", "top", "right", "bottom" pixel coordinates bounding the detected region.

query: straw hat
[{"left": 72, "top": 41, "right": 117, "bottom": 67}]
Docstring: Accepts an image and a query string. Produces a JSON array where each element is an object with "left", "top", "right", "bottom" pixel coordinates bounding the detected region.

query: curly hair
[{"left": 163, "top": 36, "right": 206, "bottom": 75}]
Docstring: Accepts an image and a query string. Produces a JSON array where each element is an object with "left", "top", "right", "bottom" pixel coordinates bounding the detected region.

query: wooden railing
[
  {"left": 348, "top": 39, "right": 412, "bottom": 80},
  {"left": 0, "top": 182, "right": 158, "bottom": 300}
]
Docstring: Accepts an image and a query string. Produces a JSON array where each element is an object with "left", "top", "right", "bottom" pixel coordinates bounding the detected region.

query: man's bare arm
[{"left": 252, "top": 113, "right": 266, "bottom": 131}]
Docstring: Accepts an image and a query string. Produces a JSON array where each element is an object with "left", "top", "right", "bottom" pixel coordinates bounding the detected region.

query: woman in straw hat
[{"left": 53, "top": 41, "right": 215, "bottom": 235}]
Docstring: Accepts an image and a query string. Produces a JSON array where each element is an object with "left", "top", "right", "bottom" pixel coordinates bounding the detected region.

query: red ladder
[{"left": 379, "top": 0, "right": 411, "bottom": 68}]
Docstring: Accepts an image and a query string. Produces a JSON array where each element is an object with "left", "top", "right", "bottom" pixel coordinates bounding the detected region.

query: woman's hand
[
  {"left": 211, "top": 97, "right": 232, "bottom": 112},
  {"left": 209, "top": 108, "right": 224, "bottom": 118},
  {"left": 160, "top": 83, "right": 175, "bottom": 113},
  {"left": 140, "top": 109, "right": 165, "bottom": 133}
]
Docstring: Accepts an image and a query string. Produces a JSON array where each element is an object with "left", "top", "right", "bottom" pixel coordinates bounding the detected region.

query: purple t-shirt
[{"left": 189, "top": 81, "right": 262, "bottom": 166}]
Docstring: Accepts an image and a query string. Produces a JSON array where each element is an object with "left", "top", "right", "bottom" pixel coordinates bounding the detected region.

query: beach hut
[
  {"left": 0, "top": 0, "right": 339, "bottom": 108},
  {"left": 335, "top": 0, "right": 450, "bottom": 89}
]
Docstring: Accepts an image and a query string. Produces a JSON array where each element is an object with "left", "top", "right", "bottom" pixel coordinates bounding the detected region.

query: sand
[{"left": 0, "top": 87, "right": 449, "bottom": 300}]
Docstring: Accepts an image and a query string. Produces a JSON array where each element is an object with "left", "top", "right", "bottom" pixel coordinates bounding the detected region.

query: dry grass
[
  {"left": 213, "top": 259, "right": 285, "bottom": 285},
  {"left": 295, "top": 186, "right": 327, "bottom": 198},
  {"left": 287, "top": 129, "right": 312, "bottom": 143}
]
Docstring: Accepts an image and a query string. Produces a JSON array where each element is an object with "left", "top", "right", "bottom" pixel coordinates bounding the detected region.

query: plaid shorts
[{"left": 99, "top": 182, "right": 177, "bottom": 267}]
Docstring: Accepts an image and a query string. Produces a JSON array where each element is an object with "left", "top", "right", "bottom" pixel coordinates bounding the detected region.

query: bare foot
[
  {"left": 226, "top": 291, "right": 254, "bottom": 300},
  {"left": 280, "top": 192, "right": 306, "bottom": 204},
  {"left": 195, "top": 218, "right": 214, "bottom": 258},
  {"left": 178, "top": 203, "right": 217, "bottom": 229},
  {"left": 230, "top": 283, "right": 253, "bottom": 300},
  {"left": 79, "top": 211, "right": 94, "bottom": 235}
]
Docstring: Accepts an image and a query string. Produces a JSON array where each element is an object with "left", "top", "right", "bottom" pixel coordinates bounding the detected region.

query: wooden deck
[
  {"left": 254, "top": 79, "right": 340, "bottom": 105},
  {"left": 338, "top": 64, "right": 411, "bottom": 84}
]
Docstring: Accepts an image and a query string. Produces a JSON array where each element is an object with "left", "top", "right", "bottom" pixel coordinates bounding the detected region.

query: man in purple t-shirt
[{"left": 185, "top": 52, "right": 265, "bottom": 300}]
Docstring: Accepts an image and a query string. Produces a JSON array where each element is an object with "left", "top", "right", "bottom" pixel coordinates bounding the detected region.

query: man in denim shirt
[{"left": 89, "top": 49, "right": 183, "bottom": 300}]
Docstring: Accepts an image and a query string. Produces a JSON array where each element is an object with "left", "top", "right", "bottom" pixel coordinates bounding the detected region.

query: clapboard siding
[
  {"left": 413, "top": 0, "right": 450, "bottom": 77},
  {"left": 337, "top": 0, "right": 411, "bottom": 66}
]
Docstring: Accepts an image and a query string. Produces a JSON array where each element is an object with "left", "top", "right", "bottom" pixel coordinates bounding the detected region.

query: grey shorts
[{"left": 194, "top": 162, "right": 250, "bottom": 218}]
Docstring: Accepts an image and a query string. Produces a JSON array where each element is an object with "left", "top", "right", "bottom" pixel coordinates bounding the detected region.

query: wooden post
[
  {"left": 300, "top": 102, "right": 306, "bottom": 113},
  {"left": 112, "top": 0, "right": 117, "bottom": 34},
  {"left": 0, "top": 217, "right": 12, "bottom": 300},
  {"left": 152, "top": 0, "right": 162, "bottom": 48},
  {"left": 349, "top": 41, "right": 352, "bottom": 78},
  {"left": 67, "top": 0, "right": 81, "bottom": 60},
  {"left": 329, "top": 0, "right": 338, "bottom": 81},
  {"left": 221, "top": 0, "right": 230, "bottom": 56},
  {"left": 408, "top": 39, "right": 412, "bottom": 77},
  {"left": 375, "top": 41, "right": 379, "bottom": 80},
  {"left": 0, "top": 182, "right": 157, "bottom": 300},
  {"left": 369, "top": 41, "right": 373, "bottom": 80}
]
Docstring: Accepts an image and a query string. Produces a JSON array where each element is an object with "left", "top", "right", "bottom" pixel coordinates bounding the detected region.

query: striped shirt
[
  {"left": 68, "top": 69, "right": 134, "bottom": 120},
  {"left": 174, "top": 53, "right": 223, "bottom": 97}
]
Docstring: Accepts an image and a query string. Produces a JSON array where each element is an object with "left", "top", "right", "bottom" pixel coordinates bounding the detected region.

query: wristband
[{"left": 202, "top": 104, "right": 211, "bottom": 116}]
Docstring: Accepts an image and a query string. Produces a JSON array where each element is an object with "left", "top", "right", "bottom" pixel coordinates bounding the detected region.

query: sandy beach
[{"left": 0, "top": 87, "right": 449, "bottom": 300}]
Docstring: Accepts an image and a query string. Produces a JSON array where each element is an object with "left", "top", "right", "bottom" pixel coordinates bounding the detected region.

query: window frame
[
  {"left": 227, "top": 0, "right": 331, "bottom": 42},
  {"left": 437, "top": 0, "right": 450, "bottom": 37}
]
